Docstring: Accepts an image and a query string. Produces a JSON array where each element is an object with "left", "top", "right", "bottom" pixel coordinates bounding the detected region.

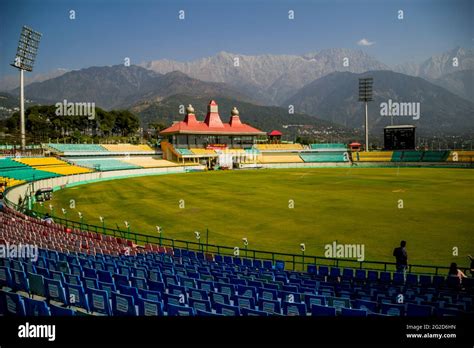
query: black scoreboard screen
[{"left": 384, "top": 126, "right": 416, "bottom": 150}]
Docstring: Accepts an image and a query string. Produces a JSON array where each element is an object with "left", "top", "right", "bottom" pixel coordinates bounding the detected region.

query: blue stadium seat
[
  {"left": 50, "top": 270, "right": 66, "bottom": 284},
  {"left": 380, "top": 272, "right": 392, "bottom": 283},
  {"left": 210, "top": 291, "right": 230, "bottom": 306},
  {"left": 138, "top": 289, "right": 161, "bottom": 303},
  {"left": 24, "top": 297, "right": 51, "bottom": 316},
  {"left": 311, "top": 304, "right": 336, "bottom": 317},
  {"left": 118, "top": 284, "right": 141, "bottom": 303},
  {"left": 328, "top": 297, "right": 350, "bottom": 310},
  {"left": 65, "top": 283, "right": 90, "bottom": 311},
  {"left": 1, "top": 290, "right": 26, "bottom": 316},
  {"left": 381, "top": 303, "right": 405, "bottom": 316},
  {"left": 329, "top": 267, "right": 341, "bottom": 279},
  {"left": 45, "top": 278, "right": 67, "bottom": 305},
  {"left": 275, "top": 260, "right": 285, "bottom": 271},
  {"left": 216, "top": 283, "right": 236, "bottom": 297},
  {"left": 353, "top": 299, "right": 378, "bottom": 313},
  {"left": 342, "top": 268, "right": 354, "bottom": 280},
  {"left": 0, "top": 266, "right": 12, "bottom": 289},
  {"left": 169, "top": 284, "right": 187, "bottom": 297},
  {"left": 436, "top": 307, "right": 462, "bottom": 317},
  {"left": 189, "top": 298, "right": 212, "bottom": 312},
  {"left": 167, "top": 303, "right": 195, "bottom": 316},
  {"left": 304, "top": 294, "right": 327, "bottom": 307},
  {"left": 393, "top": 272, "right": 405, "bottom": 285},
  {"left": 241, "top": 307, "right": 269, "bottom": 316},
  {"left": 237, "top": 285, "right": 257, "bottom": 298},
  {"left": 307, "top": 264, "right": 317, "bottom": 274},
  {"left": 97, "top": 270, "right": 113, "bottom": 283},
  {"left": 433, "top": 276, "right": 445, "bottom": 287},
  {"left": 88, "top": 288, "right": 112, "bottom": 315},
  {"left": 243, "top": 259, "right": 253, "bottom": 268},
  {"left": 341, "top": 307, "right": 367, "bottom": 317},
  {"left": 196, "top": 309, "right": 222, "bottom": 316},
  {"left": 82, "top": 276, "right": 99, "bottom": 290},
  {"left": 11, "top": 269, "right": 30, "bottom": 293},
  {"left": 113, "top": 273, "right": 130, "bottom": 287},
  {"left": 163, "top": 293, "right": 186, "bottom": 310},
  {"left": 258, "top": 287, "right": 278, "bottom": 301},
  {"left": 367, "top": 270, "right": 378, "bottom": 282},
  {"left": 214, "top": 302, "right": 240, "bottom": 316},
  {"left": 259, "top": 299, "right": 281, "bottom": 314},
  {"left": 263, "top": 260, "right": 273, "bottom": 270},
  {"left": 282, "top": 301, "right": 307, "bottom": 316},
  {"left": 233, "top": 295, "right": 256, "bottom": 309},
  {"left": 111, "top": 291, "right": 136, "bottom": 316},
  {"left": 98, "top": 281, "right": 117, "bottom": 296},
  {"left": 148, "top": 280, "right": 166, "bottom": 292},
  {"left": 49, "top": 303, "right": 76, "bottom": 316},
  {"left": 188, "top": 288, "right": 208, "bottom": 301},
  {"left": 180, "top": 276, "right": 197, "bottom": 289},
  {"left": 83, "top": 267, "right": 97, "bottom": 279},
  {"left": 318, "top": 266, "right": 329, "bottom": 277},
  {"left": 65, "top": 274, "right": 81, "bottom": 286},
  {"left": 130, "top": 276, "right": 148, "bottom": 290},
  {"left": 407, "top": 303, "right": 432, "bottom": 316},
  {"left": 355, "top": 269, "right": 367, "bottom": 282},
  {"left": 137, "top": 297, "right": 164, "bottom": 316},
  {"left": 406, "top": 274, "right": 418, "bottom": 286}
]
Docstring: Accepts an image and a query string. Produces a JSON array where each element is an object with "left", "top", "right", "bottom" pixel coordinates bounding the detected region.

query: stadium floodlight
[
  {"left": 11, "top": 26, "right": 42, "bottom": 151},
  {"left": 100, "top": 216, "right": 106, "bottom": 233},
  {"left": 243, "top": 237, "right": 248, "bottom": 257},
  {"left": 359, "top": 77, "right": 373, "bottom": 152}
]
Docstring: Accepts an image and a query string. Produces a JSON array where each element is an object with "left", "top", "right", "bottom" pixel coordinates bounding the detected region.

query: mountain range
[
  {"left": 131, "top": 94, "right": 352, "bottom": 138},
  {"left": 141, "top": 49, "right": 390, "bottom": 105},
  {"left": 16, "top": 66, "right": 255, "bottom": 110},
  {"left": 2, "top": 47, "right": 473, "bottom": 135},
  {"left": 285, "top": 70, "right": 474, "bottom": 135}
]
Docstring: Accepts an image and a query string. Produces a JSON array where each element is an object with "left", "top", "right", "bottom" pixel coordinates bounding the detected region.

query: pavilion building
[{"left": 159, "top": 100, "right": 266, "bottom": 167}]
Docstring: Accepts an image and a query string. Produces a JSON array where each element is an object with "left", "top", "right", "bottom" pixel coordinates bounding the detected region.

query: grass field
[{"left": 38, "top": 167, "right": 474, "bottom": 267}]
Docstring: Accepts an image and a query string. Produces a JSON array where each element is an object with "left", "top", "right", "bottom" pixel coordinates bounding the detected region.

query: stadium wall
[{"left": 4, "top": 165, "right": 205, "bottom": 210}]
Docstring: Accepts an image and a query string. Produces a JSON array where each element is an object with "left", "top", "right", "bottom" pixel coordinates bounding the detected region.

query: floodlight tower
[
  {"left": 11, "top": 26, "right": 42, "bottom": 151},
  {"left": 358, "top": 77, "right": 373, "bottom": 152}
]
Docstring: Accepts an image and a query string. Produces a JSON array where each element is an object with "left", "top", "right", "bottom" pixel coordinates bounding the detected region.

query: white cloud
[{"left": 357, "top": 38, "right": 375, "bottom": 46}]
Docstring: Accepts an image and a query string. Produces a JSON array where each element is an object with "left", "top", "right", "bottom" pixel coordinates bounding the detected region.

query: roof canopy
[
  {"left": 160, "top": 100, "right": 266, "bottom": 135},
  {"left": 268, "top": 130, "right": 283, "bottom": 136}
]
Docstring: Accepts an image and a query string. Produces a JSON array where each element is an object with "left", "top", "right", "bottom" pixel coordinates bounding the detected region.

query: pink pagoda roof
[{"left": 160, "top": 100, "right": 266, "bottom": 135}]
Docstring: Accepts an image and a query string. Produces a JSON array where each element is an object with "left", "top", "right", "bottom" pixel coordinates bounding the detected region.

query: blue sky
[{"left": 0, "top": 0, "right": 472, "bottom": 78}]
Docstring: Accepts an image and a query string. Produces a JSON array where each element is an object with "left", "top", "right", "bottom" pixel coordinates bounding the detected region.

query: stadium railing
[{"left": 11, "top": 201, "right": 451, "bottom": 276}]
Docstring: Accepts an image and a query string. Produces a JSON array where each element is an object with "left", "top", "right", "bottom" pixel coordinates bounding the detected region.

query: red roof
[
  {"left": 268, "top": 130, "right": 283, "bottom": 136},
  {"left": 160, "top": 100, "right": 266, "bottom": 135}
]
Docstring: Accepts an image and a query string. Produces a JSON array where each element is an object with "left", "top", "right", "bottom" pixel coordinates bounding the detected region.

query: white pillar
[
  {"left": 20, "top": 69, "right": 25, "bottom": 150},
  {"left": 365, "top": 101, "right": 369, "bottom": 152}
]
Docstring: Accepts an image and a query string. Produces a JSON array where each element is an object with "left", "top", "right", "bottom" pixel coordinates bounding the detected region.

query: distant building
[
  {"left": 384, "top": 125, "right": 416, "bottom": 150},
  {"left": 160, "top": 100, "right": 265, "bottom": 149}
]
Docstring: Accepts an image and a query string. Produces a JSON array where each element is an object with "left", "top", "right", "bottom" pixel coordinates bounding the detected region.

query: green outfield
[{"left": 38, "top": 167, "right": 474, "bottom": 267}]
